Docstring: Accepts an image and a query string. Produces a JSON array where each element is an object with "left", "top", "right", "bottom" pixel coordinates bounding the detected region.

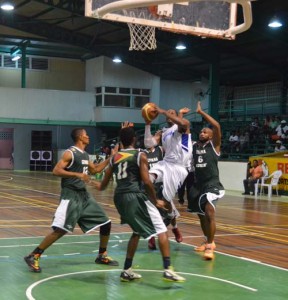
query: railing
[{"left": 219, "top": 96, "right": 282, "bottom": 121}]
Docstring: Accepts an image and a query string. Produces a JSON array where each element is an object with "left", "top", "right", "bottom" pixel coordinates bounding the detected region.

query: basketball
[{"left": 141, "top": 102, "right": 158, "bottom": 123}]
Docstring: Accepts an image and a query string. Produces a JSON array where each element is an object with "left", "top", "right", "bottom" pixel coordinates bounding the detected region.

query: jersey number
[
  {"left": 117, "top": 161, "right": 128, "bottom": 179},
  {"left": 197, "top": 156, "right": 203, "bottom": 163}
]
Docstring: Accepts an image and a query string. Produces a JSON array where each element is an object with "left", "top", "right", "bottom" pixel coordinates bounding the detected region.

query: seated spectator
[
  {"left": 228, "top": 130, "right": 240, "bottom": 152},
  {"left": 242, "top": 159, "right": 263, "bottom": 195},
  {"left": 269, "top": 116, "right": 280, "bottom": 132},
  {"left": 274, "top": 140, "right": 287, "bottom": 152},
  {"left": 239, "top": 131, "right": 249, "bottom": 151},
  {"left": 274, "top": 120, "right": 288, "bottom": 141}
]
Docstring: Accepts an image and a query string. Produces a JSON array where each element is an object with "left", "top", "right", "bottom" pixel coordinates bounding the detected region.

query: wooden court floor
[{"left": 0, "top": 171, "right": 287, "bottom": 300}]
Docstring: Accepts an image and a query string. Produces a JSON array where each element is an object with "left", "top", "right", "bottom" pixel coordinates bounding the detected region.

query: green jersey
[
  {"left": 61, "top": 146, "right": 89, "bottom": 190},
  {"left": 112, "top": 149, "right": 142, "bottom": 194}
]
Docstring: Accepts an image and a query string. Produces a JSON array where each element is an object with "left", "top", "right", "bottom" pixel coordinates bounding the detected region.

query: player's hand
[
  {"left": 89, "top": 180, "right": 101, "bottom": 190},
  {"left": 155, "top": 105, "right": 165, "bottom": 115},
  {"left": 121, "top": 121, "right": 134, "bottom": 128},
  {"left": 179, "top": 107, "right": 190, "bottom": 115},
  {"left": 79, "top": 173, "right": 91, "bottom": 183},
  {"left": 196, "top": 101, "right": 202, "bottom": 114},
  {"left": 156, "top": 199, "right": 169, "bottom": 211}
]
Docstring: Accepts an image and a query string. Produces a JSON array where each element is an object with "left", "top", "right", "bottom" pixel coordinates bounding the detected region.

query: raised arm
[
  {"left": 157, "top": 106, "right": 190, "bottom": 133},
  {"left": 196, "top": 101, "right": 222, "bottom": 151}
]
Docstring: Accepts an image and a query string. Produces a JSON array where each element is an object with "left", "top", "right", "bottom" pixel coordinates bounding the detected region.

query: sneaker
[
  {"left": 24, "top": 254, "right": 42, "bottom": 273},
  {"left": 194, "top": 241, "right": 216, "bottom": 252},
  {"left": 203, "top": 244, "right": 215, "bottom": 260},
  {"left": 148, "top": 236, "right": 157, "bottom": 250},
  {"left": 95, "top": 252, "right": 119, "bottom": 266},
  {"left": 178, "top": 199, "right": 184, "bottom": 205},
  {"left": 172, "top": 228, "right": 183, "bottom": 243},
  {"left": 163, "top": 266, "right": 186, "bottom": 282},
  {"left": 120, "top": 268, "right": 142, "bottom": 282}
]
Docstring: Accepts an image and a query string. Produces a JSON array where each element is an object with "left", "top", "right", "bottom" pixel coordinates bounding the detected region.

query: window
[
  {"left": 0, "top": 53, "right": 49, "bottom": 71},
  {"left": 95, "top": 86, "right": 150, "bottom": 108}
]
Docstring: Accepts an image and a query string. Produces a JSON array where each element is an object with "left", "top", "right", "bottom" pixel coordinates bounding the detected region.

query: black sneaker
[
  {"left": 24, "top": 254, "right": 42, "bottom": 273},
  {"left": 95, "top": 252, "right": 119, "bottom": 266},
  {"left": 120, "top": 268, "right": 142, "bottom": 282}
]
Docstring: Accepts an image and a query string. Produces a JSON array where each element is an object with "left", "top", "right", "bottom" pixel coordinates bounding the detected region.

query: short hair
[
  {"left": 71, "top": 128, "right": 84, "bottom": 142},
  {"left": 119, "top": 127, "right": 136, "bottom": 147}
]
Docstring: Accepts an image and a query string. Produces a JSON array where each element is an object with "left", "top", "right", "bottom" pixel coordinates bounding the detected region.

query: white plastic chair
[
  {"left": 259, "top": 170, "right": 283, "bottom": 198},
  {"left": 254, "top": 163, "right": 269, "bottom": 196}
]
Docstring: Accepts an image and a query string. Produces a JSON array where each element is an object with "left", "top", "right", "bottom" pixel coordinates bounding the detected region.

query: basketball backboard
[{"left": 85, "top": 0, "right": 252, "bottom": 40}]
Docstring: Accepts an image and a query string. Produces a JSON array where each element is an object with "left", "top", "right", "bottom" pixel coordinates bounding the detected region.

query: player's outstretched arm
[{"left": 196, "top": 101, "right": 221, "bottom": 150}]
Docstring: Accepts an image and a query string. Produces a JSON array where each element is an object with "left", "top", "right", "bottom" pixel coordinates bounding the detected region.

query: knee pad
[{"left": 100, "top": 221, "right": 111, "bottom": 236}]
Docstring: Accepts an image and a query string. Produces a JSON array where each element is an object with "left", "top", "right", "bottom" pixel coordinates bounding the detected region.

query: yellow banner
[{"left": 250, "top": 151, "right": 288, "bottom": 192}]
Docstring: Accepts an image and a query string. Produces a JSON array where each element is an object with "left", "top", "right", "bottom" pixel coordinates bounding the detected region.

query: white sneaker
[
  {"left": 120, "top": 268, "right": 142, "bottom": 282},
  {"left": 163, "top": 266, "right": 186, "bottom": 282}
]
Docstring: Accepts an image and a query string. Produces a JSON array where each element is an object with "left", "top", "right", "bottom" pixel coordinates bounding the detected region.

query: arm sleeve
[{"left": 144, "top": 124, "right": 158, "bottom": 148}]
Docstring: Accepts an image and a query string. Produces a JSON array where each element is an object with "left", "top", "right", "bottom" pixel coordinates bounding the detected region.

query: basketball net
[{"left": 127, "top": 22, "right": 157, "bottom": 51}]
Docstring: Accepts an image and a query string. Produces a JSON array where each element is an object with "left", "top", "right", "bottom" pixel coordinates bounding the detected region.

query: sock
[
  {"left": 32, "top": 247, "right": 44, "bottom": 256},
  {"left": 163, "top": 257, "right": 171, "bottom": 269},
  {"left": 98, "top": 247, "right": 107, "bottom": 255},
  {"left": 124, "top": 258, "right": 133, "bottom": 270}
]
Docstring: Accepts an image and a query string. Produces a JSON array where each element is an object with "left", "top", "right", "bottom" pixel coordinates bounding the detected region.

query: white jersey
[{"left": 162, "top": 124, "right": 192, "bottom": 169}]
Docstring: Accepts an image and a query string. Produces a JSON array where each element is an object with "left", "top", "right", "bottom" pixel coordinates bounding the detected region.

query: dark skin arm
[
  {"left": 196, "top": 101, "right": 222, "bottom": 153},
  {"left": 156, "top": 105, "right": 190, "bottom": 134},
  {"left": 92, "top": 153, "right": 166, "bottom": 210},
  {"left": 53, "top": 150, "right": 90, "bottom": 182}
]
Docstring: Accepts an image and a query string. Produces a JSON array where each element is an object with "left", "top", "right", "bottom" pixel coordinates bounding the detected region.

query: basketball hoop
[{"left": 127, "top": 22, "right": 157, "bottom": 51}]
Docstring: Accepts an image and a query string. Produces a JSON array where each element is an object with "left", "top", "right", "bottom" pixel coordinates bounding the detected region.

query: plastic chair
[
  {"left": 254, "top": 163, "right": 269, "bottom": 196},
  {"left": 259, "top": 170, "right": 283, "bottom": 198}
]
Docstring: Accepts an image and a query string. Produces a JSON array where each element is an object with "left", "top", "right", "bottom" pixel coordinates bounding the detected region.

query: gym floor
[{"left": 0, "top": 171, "right": 287, "bottom": 300}]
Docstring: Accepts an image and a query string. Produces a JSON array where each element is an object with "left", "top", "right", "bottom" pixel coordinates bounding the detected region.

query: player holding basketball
[
  {"left": 187, "top": 101, "right": 225, "bottom": 260},
  {"left": 24, "top": 128, "right": 118, "bottom": 273},
  {"left": 92, "top": 126, "right": 186, "bottom": 282},
  {"left": 144, "top": 106, "right": 192, "bottom": 237}
]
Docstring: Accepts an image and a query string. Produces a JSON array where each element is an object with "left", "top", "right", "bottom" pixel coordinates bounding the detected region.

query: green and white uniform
[
  {"left": 52, "top": 146, "right": 110, "bottom": 233},
  {"left": 112, "top": 148, "right": 167, "bottom": 239},
  {"left": 188, "top": 141, "right": 225, "bottom": 215}
]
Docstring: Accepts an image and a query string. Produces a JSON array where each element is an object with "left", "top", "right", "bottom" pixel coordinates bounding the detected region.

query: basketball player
[
  {"left": 92, "top": 127, "right": 186, "bottom": 282},
  {"left": 144, "top": 106, "right": 192, "bottom": 228},
  {"left": 144, "top": 128, "right": 184, "bottom": 247},
  {"left": 187, "top": 101, "right": 225, "bottom": 260},
  {"left": 24, "top": 128, "right": 118, "bottom": 273}
]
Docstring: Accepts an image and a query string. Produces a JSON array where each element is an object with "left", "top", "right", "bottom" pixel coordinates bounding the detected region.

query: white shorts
[{"left": 149, "top": 160, "right": 188, "bottom": 202}]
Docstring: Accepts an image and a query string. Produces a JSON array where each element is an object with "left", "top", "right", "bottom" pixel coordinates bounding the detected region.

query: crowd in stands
[{"left": 222, "top": 115, "right": 288, "bottom": 159}]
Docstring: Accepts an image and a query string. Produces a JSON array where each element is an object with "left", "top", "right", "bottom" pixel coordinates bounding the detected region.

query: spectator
[
  {"left": 275, "top": 120, "right": 288, "bottom": 141},
  {"left": 269, "top": 116, "right": 280, "bottom": 132},
  {"left": 249, "top": 117, "right": 261, "bottom": 141},
  {"left": 228, "top": 130, "right": 240, "bottom": 152},
  {"left": 274, "top": 140, "right": 287, "bottom": 152},
  {"left": 242, "top": 159, "right": 263, "bottom": 195},
  {"left": 239, "top": 131, "right": 249, "bottom": 151}
]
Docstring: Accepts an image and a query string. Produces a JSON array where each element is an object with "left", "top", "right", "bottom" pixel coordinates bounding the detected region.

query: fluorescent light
[
  {"left": 1, "top": 2, "right": 14, "bottom": 11},
  {"left": 176, "top": 43, "right": 186, "bottom": 50},
  {"left": 112, "top": 57, "right": 122, "bottom": 63},
  {"left": 11, "top": 55, "right": 20, "bottom": 61},
  {"left": 268, "top": 17, "right": 283, "bottom": 28}
]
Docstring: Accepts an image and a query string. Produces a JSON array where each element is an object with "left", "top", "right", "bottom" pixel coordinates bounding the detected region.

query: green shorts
[
  {"left": 114, "top": 192, "right": 167, "bottom": 239},
  {"left": 52, "top": 187, "right": 110, "bottom": 233}
]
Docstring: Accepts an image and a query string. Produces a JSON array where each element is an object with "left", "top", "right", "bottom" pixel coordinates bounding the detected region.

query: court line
[
  {"left": 1, "top": 234, "right": 287, "bottom": 272},
  {"left": 25, "top": 269, "right": 257, "bottom": 300}
]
